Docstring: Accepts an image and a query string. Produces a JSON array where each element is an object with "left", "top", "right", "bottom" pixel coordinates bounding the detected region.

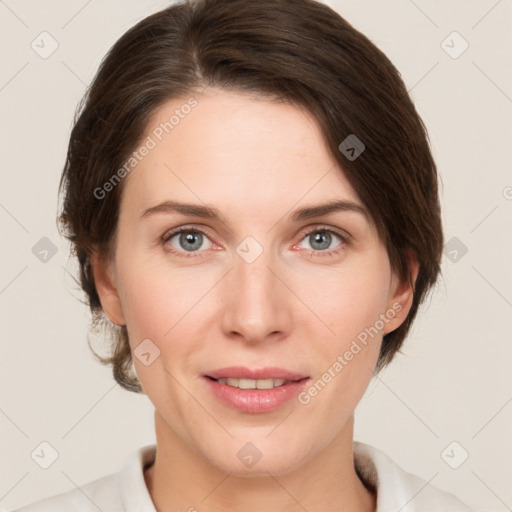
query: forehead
[{"left": 120, "top": 89, "right": 361, "bottom": 218}]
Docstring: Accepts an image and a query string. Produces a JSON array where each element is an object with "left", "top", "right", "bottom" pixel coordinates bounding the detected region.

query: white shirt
[{"left": 9, "top": 441, "right": 474, "bottom": 512}]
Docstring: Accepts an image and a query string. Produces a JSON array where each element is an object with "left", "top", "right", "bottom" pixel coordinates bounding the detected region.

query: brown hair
[{"left": 58, "top": 0, "right": 443, "bottom": 393}]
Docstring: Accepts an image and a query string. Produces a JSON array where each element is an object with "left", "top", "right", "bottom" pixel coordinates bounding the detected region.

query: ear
[
  {"left": 89, "top": 249, "right": 126, "bottom": 326},
  {"left": 383, "top": 251, "right": 419, "bottom": 335}
]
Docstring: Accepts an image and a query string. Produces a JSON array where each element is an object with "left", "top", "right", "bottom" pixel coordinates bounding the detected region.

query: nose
[{"left": 221, "top": 247, "right": 293, "bottom": 345}]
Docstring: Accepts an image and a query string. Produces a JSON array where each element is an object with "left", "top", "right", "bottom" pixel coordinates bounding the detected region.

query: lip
[
  {"left": 205, "top": 366, "right": 308, "bottom": 381},
  {"left": 203, "top": 366, "right": 310, "bottom": 414}
]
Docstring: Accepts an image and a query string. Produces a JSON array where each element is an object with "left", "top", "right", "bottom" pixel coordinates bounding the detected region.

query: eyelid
[{"left": 299, "top": 224, "right": 352, "bottom": 243}]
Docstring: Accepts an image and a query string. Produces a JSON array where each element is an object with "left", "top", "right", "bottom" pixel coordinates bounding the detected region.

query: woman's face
[{"left": 93, "top": 88, "right": 414, "bottom": 476}]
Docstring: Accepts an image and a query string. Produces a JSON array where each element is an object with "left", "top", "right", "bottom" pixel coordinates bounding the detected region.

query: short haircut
[{"left": 58, "top": 0, "right": 443, "bottom": 393}]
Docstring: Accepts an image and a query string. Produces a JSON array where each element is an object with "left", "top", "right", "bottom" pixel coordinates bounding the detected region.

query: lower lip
[{"left": 203, "top": 376, "right": 310, "bottom": 413}]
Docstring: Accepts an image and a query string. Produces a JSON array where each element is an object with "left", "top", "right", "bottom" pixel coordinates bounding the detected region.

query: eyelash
[{"left": 160, "top": 225, "right": 349, "bottom": 259}]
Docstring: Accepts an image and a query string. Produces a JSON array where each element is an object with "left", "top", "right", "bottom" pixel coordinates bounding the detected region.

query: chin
[{"left": 204, "top": 439, "right": 311, "bottom": 477}]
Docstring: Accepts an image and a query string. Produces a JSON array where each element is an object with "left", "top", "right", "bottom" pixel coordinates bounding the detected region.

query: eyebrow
[{"left": 140, "top": 199, "right": 369, "bottom": 223}]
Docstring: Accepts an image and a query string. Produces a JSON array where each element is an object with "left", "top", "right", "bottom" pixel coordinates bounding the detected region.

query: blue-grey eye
[
  {"left": 300, "top": 230, "right": 343, "bottom": 251},
  {"left": 169, "top": 230, "right": 212, "bottom": 252}
]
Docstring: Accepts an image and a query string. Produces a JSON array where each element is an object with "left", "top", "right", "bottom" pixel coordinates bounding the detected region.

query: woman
[{"left": 13, "top": 0, "right": 474, "bottom": 510}]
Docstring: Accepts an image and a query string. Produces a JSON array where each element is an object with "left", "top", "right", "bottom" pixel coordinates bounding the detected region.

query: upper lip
[{"left": 205, "top": 366, "right": 309, "bottom": 381}]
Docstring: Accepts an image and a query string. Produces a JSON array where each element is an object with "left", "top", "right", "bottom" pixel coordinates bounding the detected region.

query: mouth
[
  {"left": 203, "top": 367, "right": 310, "bottom": 413},
  {"left": 205, "top": 375, "right": 308, "bottom": 389},
  {"left": 205, "top": 366, "right": 309, "bottom": 382}
]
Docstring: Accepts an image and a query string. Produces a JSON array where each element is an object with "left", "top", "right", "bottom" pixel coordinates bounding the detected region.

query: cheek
[
  {"left": 292, "top": 254, "right": 391, "bottom": 405},
  {"left": 117, "top": 272, "right": 169, "bottom": 343},
  {"left": 295, "top": 256, "right": 392, "bottom": 345},
  {"left": 294, "top": 264, "right": 390, "bottom": 423},
  {"left": 116, "top": 256, "right": 219, "bottom": 347},
  {"left": 116, "top": 263, "right": 215, "bottom": 402}
]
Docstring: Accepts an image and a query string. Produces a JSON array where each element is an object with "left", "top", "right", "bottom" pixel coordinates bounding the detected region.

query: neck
[{"left": 144, "top": 411, "right": 375, "bottom": 512}]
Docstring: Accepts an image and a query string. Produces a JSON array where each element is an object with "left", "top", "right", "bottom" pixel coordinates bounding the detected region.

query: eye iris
[
  {"left": 180, "top": 232, "right": 203, "bottom": 251},
  {"left": 310, "top": 231, "right": 331, "bottom": 250}
]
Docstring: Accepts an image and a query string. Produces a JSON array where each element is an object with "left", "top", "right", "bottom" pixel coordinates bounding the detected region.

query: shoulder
[
  {"left": 9, "top": 444, "right": 157, "bottom": 512},
  {"left": 353, "top": 441, "right": 476, "bottom": 512},
  {"left": 9, "top": 472, "right": 121, "bottom": 512}
]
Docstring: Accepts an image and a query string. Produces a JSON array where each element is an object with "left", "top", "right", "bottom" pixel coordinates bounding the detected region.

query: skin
[{"left": 91, "top": 87, "right": 418, "bottom": 512}]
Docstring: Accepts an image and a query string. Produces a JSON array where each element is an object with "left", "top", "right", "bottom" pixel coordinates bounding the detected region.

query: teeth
[{"left": 216, "top": 378, "right": 287, "bottom": 389}]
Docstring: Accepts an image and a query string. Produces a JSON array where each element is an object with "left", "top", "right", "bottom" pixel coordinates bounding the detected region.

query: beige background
[{"left": 1, "top": 1, "right": 511, "bottom": 510}]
